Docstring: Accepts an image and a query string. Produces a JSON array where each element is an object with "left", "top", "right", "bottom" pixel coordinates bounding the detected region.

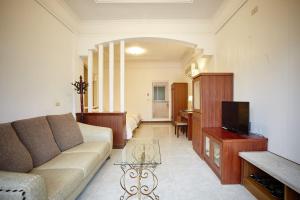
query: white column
[
  {"left": 120, "top": 40, "right": 125, "bottom": 112},
  {"left": 98, "top": 44, "right": 104, "bottom": 112},
  {"left": 109, "top": 42, "right": 114, "bottom": 112},
  {"left": 87, "top": 49, "right": 94, "bottom": 112}
]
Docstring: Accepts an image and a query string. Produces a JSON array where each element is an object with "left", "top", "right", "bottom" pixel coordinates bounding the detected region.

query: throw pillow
[
  {"left": 0, "top": 123, "right": 33, "bottom": 172},
  {"left": 47, "top": 113, "right": 83, "bottom": 151},
  {"left": 12, "top": 117, "right": 61, "bottom": 167}
]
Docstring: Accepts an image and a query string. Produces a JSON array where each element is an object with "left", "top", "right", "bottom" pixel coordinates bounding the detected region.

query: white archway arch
[
  {"left": 78, "top": 35, "right": 214, "bottom": 56},
  {"left": 80, "top": 36, "right": 209, "bottom": 119},
  {"left": 94, "top": 37, "right": 198, "bottom": 49}
]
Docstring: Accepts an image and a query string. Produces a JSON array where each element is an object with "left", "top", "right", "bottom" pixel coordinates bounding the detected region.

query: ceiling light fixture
[
  {"left": 95, "top": 0, "right": 193, "bottom": 3},
  {"left": 126, "top": 46, "right": 146, "bottom": 55}
]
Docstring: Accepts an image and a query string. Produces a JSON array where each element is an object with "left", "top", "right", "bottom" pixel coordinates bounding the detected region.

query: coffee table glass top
[{"left": 115, "top": 138, "right": 161, "bottom": 165}]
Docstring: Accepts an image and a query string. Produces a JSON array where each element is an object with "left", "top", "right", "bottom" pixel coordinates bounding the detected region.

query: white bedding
[
  {"left": 128, "top": 114, "right": 141, "bottom": 124},
  {"left": 83, "top": 109, "right": 141, "bottom": 140},
  {"left": 126, "top": 113, "right": 141, "bottom": 139}
]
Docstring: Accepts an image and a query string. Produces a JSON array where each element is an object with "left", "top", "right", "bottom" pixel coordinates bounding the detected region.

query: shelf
[
  {"left": 244, "top": 177, "right": 281, "bottom": 200},
  {"left": 241, "top": 156, "right": 300, "bottom": 200},
  {"left": 239, "top": 151, "right": 300, "bottom": 194}
]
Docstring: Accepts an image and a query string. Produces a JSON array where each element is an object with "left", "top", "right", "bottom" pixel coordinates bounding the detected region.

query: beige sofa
[{"left": 0, "top": 121, "right": 113, "bottom": 200}]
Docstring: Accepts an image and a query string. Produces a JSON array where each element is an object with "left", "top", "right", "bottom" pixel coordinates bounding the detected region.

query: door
[{"left": 152, "top": 82, "right": 169, "bottom": 119}]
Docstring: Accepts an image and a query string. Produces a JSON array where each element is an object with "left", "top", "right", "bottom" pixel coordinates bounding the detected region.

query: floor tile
[{"left": 77, "top": 123, "right": 256, "bottom": 200}]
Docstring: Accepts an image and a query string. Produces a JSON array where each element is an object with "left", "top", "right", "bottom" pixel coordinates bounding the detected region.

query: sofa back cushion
[
  {"left": 13, "top": 117, "right": 61, "bottom": 167},
  {"left": 47, "top": 113, "right": 83, "bottom": 151},
  {"left": 0, "top": 123, "right": 33, "bottom": 172}
]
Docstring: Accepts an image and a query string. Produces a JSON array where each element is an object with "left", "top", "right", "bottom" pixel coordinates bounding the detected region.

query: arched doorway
[{"left": 82, "top": 37, "right": 203, "bottom": 121}]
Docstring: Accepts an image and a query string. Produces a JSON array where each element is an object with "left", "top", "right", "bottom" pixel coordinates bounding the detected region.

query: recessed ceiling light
[
  {"left": 95, "top": 0, "right": 193, "bottom": 3},
  {"left": 126, "top": 47, "right": 146, "bottom": 55}
]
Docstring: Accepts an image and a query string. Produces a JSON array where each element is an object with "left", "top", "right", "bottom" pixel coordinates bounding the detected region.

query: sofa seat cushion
[
  {"left": 47, "top": 113, "right": 83, "bottom": 151},
  {"left": 0, "top": 123, "right": 33, "bottom": 172},
  {"left": 12, "top": 117, "right": 61, "bottom": 167},
  {"left": 35, "top": 152, "right": 100, "bottom": 177},
  {"left": 30, "top": 168, "right": 84, "bottom": 200},
  {"left": 63, "top": 141, "right": 109, "bottom": 157}
]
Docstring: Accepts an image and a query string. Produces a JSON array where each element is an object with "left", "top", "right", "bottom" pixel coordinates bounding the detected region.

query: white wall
[
  {"left": 77, "top": 19, "right": 214, "bottom": 56},
  {"left": 213, "top": 0, "right": 300, "bottom": 164},
  {"left": 98, "top": 60, "right": 186, "bottom": 120},
  {"left": 0, "top": 0, "right": 77, "bottom": 122},
  {"left": 125, "top": 61, "right": 186, "bottom": 121}
]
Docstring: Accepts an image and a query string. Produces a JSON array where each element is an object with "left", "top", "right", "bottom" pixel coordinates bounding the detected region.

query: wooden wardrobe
[
  {"left": 192, "top": 73, "right": 233, "bottom": 158},
  {"left": 171, "top": 83, "right": 188, "bottom": 123}
]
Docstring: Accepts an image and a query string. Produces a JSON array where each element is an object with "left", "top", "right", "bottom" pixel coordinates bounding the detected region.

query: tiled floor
[{"left": 77, "top": 123, "right": 256, "bottom": 200}]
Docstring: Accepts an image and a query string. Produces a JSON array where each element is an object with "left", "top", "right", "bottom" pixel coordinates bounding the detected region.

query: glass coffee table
[{"left": 115, "top": 138, "right": 161, "bottom": 200}]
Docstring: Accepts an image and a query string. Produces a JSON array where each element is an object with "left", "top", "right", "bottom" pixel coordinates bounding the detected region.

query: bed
[
  {"left": 126, "top": 113, "right": 142, "bottom": 139},
  {"left": 83, "top": 108, "right": 141, "bottom": 140}
]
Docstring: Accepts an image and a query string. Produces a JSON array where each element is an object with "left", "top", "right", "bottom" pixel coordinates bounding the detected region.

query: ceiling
[
  {"left": 83, "top": 38, "right": 195, "bottom": 64},
  {"left": 105, "top": 38, "right": 195, "bottom": 62},
  {"left": 63, "top": 0, "right": 224, "bottom": 20}
]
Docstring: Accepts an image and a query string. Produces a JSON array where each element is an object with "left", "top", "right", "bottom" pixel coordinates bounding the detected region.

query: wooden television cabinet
[{"left": 202, "top": 127, "right": 268, "bottom": 184}]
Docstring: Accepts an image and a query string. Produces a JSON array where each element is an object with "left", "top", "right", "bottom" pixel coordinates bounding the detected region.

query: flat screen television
[{"left": 222, "top": 101, "right": 249, "bottom": 134}]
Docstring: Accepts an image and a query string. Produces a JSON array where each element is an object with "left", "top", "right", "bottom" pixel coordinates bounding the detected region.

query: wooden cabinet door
[
  {"left": 193, "top": 78, "right": 201, "bottom": 112},
  {"left": 192, "top": 114, "right": 198, "bottom": 152},
  {"left": 203, "top": 134, "right": 210, "bottom": 162},
  {"left": 192, "top": 112, "right": 202, "bottom": 156},
  {"left": 210, "top": 138, "right": 222, "bottom": 177},
  {"left": 171, "top": 86, "right": 175, "bottom": 122},
  {"left": 202, "top": 133, "right": 222, "bottom": 178}
]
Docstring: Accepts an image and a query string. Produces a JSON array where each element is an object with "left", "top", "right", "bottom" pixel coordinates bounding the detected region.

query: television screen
[{"left": 222, "top": 101, "right": 249, "bottom": 134}]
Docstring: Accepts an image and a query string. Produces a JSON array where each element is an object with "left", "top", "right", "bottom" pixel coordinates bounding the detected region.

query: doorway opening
[
  {"left": 152, "top": 82, "right": 169, "bottom": 119},
  {"left": 81, "top": 37, "right": 200, "bottom": 121}
]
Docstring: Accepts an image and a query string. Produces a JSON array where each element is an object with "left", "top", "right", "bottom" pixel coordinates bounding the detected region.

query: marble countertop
[{"left": 239, "top": 151, "right": 300, "bottom": 193}]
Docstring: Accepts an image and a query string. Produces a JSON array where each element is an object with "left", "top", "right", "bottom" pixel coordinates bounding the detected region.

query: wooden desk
[{"left": 180, "top": 110, "right": 193, "bottom": 140}]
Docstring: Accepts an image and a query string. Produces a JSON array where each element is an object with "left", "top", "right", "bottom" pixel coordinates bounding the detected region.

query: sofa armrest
[
  {"left": 78, "top": 122, "right": 113, "bottom": 150},
  {"left": 0, "top": 171, "right": 47, "bottom": 200}
]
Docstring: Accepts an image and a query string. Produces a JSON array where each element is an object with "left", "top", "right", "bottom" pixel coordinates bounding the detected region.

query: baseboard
[
  {"left": 137, "top": 120, "right": 142, "bottom": 127},
  {"left": 141, "top": 120, "right": 172, "bottom": 123}
]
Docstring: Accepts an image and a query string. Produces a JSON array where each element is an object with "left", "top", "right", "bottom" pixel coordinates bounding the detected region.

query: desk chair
[{"left": 174, "top": 116, "right": 188, "bottom": 138}]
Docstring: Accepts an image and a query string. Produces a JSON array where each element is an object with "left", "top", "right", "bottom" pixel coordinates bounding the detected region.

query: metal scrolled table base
[{"left": 119, "top": 164, "right": 159, "bottom": 200}]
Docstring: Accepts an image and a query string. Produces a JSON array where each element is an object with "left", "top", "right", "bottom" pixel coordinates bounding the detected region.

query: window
[{"left": 153, "top": 86, "right": 165, "bottom": 101}]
